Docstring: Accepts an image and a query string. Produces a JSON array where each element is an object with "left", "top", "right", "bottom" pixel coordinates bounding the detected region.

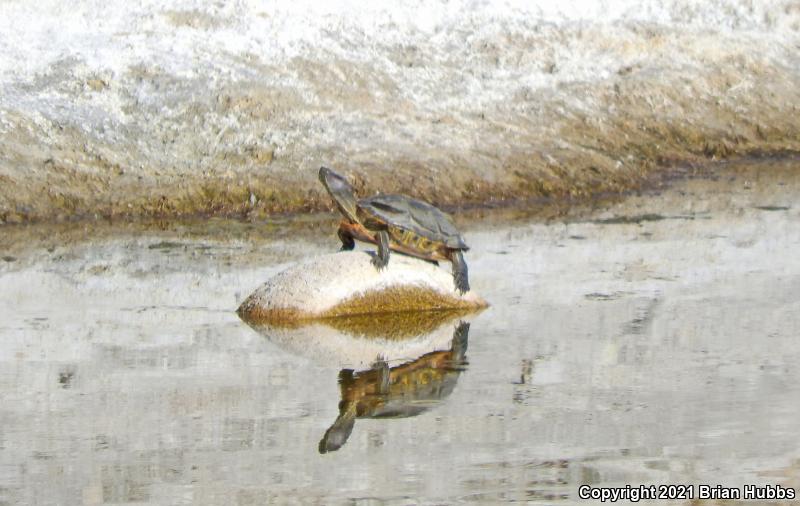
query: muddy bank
[
  {"left": 1, "top": 1, "right": 799, "bottom": 224},
  {"left": 1, "top": 156, "right": 797, "bottom": 263}
]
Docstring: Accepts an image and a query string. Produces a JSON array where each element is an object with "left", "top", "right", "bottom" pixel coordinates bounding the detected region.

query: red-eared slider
[
  {"left": 319, "top": 322, "right": 469, "bottom": 453},
  {"left": 319, "top": 166, "right": 470, "bottom": 293}
]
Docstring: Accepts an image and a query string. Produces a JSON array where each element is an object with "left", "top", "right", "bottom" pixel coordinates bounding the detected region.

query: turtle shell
[{"left": 358, "top": 194, "right": 468, "bottom": 250}]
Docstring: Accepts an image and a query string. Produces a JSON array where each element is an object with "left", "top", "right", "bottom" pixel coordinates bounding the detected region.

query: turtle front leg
[
  {"left": 372, "top": 230, "right": 390, "bottom": 270},
  {"left": 372, "top": 356, "right": 391, "bottom": 395},
  {"left": 449, "top": 250, "right": 470, "bottom": 294},
  {"left": 337, "top": 225, "right": 355, "bottom": 251}
]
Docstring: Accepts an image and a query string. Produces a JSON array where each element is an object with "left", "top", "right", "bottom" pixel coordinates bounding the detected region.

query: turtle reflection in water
[
  {"left": 318, "top": 166, "right": 471, "bottom": 293},
  {"left": 319, "top": 322, "right": 470, "bottom": 453}
]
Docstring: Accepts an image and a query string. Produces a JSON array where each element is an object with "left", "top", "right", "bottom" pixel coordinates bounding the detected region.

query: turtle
[
  {"left": 318, "top": 166, "right": 470, "bottom": 294},
  {"left": 319, "top": 321, "right": 470, "bottom": 453}
]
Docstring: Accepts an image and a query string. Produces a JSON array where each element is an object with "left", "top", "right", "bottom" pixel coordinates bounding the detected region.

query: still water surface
[{"left": 1, "top": 160, "right": 799, "bottom": 504}]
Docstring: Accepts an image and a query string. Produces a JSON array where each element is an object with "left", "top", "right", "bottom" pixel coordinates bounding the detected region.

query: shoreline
[
  {"left": 1, "top": 154, "right": 797, "bottom": 260},
  {"left": 1, "top": 150, "right": 798, "bottom": 227},
  {"left": 0, "top": 150, "right": 800, "bottom": 230}
]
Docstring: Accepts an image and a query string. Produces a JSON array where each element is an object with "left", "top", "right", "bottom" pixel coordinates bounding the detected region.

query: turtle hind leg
[
  {"left": 449, "top": 250, "right": 470, "bottom": 294},
  {"left": 371, "top": 230, "right": 390, "bottom": 270},
  {"left": 337, "top": 225, "right": 355, "bottom": 251}
]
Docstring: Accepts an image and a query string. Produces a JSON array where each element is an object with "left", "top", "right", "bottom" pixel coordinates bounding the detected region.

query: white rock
[{"left": 238, "top": 251, "right": 487, "bottom": 320}]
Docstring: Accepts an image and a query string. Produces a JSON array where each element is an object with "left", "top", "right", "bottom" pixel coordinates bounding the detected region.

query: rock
[
  {"left": 237, "top": 251, "right": 487, "bottom": 323},
  {"left": 245, "top": 310, "right": 472, "bottom": 370}
]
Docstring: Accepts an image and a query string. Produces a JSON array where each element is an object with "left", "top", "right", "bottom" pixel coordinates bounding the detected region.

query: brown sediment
[
  {"left": 322, "top": 285, "right": 487, "bottom": 316},
  {"left": 245, "top": 308, "right": 479, "bottom": 340},
  {"left": 237, "top": 284, "right": 487, "bottom": 332},
  {"left": 321, "top": 309, "right": 477, "bottom": 339}
]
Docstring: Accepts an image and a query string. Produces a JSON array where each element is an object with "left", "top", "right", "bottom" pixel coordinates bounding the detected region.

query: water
[{"left": 1, "top": 159, "right": 799, "bottom": 504}]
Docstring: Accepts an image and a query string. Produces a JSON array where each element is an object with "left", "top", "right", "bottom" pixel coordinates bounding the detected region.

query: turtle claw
[
  {"left": 371, "top": 253, "right": 389, "bottom": 270},
  {"left": 454, "top": 274, "right": 470, "bottom": 295}
]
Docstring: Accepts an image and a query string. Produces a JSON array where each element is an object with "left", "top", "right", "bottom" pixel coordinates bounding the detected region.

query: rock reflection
[
  {"left": 240, "top": 309, "right": 476, "bottom": 453},
  {"left": 241, "top": 308, "right": 480, "bottom": 370},
  {"left": 319, "top": 321, "right": 470, "bottom": 453}
]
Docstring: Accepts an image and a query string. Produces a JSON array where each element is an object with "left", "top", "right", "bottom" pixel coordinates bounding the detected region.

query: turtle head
[{"left": 319, "top": 166, "right": 359, "bottom": 222}]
